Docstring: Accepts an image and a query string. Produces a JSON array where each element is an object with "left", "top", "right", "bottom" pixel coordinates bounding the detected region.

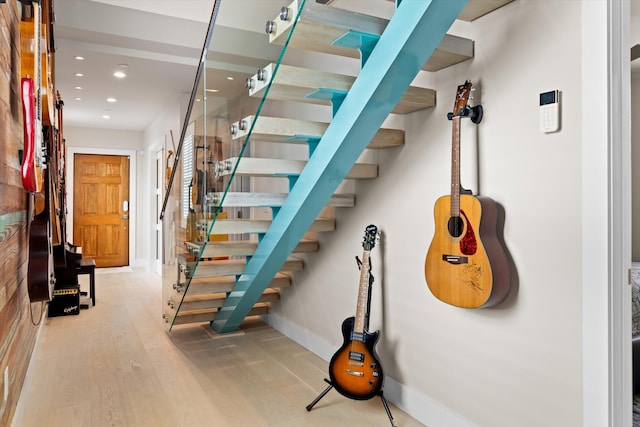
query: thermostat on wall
[{"left": 539, "top": 90, "right": 560, "bottom": 133}]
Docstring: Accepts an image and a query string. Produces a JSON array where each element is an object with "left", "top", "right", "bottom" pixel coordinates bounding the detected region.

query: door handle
[{"left": 123, "top": 214, "right": 129, "bottom": 219}]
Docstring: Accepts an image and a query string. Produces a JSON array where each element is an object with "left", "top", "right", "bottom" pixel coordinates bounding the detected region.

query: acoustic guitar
[
  {"left": 27, "top": 174, "right": 56, "bottom": 303},
  {"left": 425, "top": 81, "right": 509, "bottom": 308},
  {"left": 329, "top": 225, "right": 383, "bottom": 400}
]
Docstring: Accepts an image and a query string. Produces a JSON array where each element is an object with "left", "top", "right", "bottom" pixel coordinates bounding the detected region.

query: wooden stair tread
[
  {"left": 204, "top": 191, "right": 355, "bottom": 208},
  {"left": 267, "top": 0, "right": 473, "bottom": 72},
  {"left": 186, "top": 238, "right": 319, "bottom": 258},
  {"left": 231, "top": 115, "right": 403, "bottom": 149},
  {"left": 217, "top": 157, "right": 377, "bottom": 179},
  {"left": 183, "top": 257, "right": 303, "bottom": 279},
  {"left": 170, "top": 304, "right": 270, "bottom": 325},
  {"left": 248, "top": 64, "right": 434, "bottom": 114},
  {"left": 198, "top": 218, "right": 335, "bottom": 235},
  {"left": 172, "top": 289, "right": 280, "bottom": 310},
  {"left": 182, "top": 273, "right": 291, "bottom": 295},
  {"left": 383, "top": 0, "right": 514, "bottom": 21}
]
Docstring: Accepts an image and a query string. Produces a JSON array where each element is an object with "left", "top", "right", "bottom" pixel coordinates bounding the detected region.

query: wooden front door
[{"left": 73, "top": 154, "right": 130, "bottom": 267}]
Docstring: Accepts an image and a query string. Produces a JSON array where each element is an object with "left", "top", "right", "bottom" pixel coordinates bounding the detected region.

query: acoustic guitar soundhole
[
  {"left": 447, "top": 216, "right": 463, "bottom": 238},
  {"left": 447, "top": 211, "right": 477, "bottom": 255}
]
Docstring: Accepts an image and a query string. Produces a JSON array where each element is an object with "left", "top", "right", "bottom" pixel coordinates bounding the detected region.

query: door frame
[
  {"left": 584, "top": 1, "right": 631, "bottom": 425},
  {"left": 67, "top": 147, "right": 137, "bottom": 267}
]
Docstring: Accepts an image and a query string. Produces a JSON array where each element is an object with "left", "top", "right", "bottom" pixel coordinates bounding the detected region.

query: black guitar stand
[
  {"left": 305, "top": 257, "right": 397, "bottom": 427},
  {"left": 306, "top": 378, "right": 396, "bottom": 427}
]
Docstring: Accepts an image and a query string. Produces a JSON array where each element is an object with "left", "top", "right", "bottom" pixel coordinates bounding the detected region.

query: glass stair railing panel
[{"left": 161, "top": 0, "right": 310, "bottom": 330}]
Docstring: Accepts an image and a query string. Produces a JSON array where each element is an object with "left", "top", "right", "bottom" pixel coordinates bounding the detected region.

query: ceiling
[
  {"left": 51, "top": 0, "right": 640, "bottom": 132},
  {"left": 53, "top": 0, "right": 285, "bottom": 131}
]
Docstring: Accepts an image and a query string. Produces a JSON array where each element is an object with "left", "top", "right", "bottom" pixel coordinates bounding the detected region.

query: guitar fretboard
[
  {"left": 450, "top": 116, "right": 461, "bottom": 216},
  {"left": 353, "top": 250, "right": 371, "bottom": 334}
]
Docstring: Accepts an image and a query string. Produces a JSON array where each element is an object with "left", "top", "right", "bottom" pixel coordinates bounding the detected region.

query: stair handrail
[{"left": 159, "top": 0, "right": 221, "bottom": 221}]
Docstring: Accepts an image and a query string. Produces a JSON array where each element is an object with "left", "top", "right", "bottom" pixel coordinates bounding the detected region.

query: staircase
[{"left": 162, "top": 0, "right": 513, "bottom": 333}]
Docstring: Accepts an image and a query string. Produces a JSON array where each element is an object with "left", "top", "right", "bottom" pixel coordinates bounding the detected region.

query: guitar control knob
[
  {"left": 265, "top": 20, "right": 275, "bottom": 34},
  {"left": 279, "top": 6, "right": 291, "bottom": 21}
]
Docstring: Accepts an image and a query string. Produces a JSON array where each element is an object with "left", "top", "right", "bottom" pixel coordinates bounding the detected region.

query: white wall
[
  {"left": 141, "top": 96, "right": 187, "bottom": 271},
  {"left": 262, "top": 1, "right": 613, "bottom": 426}
]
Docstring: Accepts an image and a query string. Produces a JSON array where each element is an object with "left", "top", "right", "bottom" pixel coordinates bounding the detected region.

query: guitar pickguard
[{"left": 459, "top": 210, "right": 477, "bottom": 255}]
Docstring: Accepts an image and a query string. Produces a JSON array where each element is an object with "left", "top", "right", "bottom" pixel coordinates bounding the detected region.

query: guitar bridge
[{"left": 443, "top": 255, "right": 468, "bottom": 264}]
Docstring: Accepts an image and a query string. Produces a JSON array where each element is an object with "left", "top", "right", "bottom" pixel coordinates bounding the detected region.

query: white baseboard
[
  {"left": 130, "top": 258, "right": 151, "bottom": 269},
  {"left": 262, "top": 312, "right": 478, "bottom": 427}
]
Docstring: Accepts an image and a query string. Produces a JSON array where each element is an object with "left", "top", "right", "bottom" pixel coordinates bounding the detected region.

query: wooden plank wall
[{"left": 0, "top": 2, "right": 41, "bottom": 425}]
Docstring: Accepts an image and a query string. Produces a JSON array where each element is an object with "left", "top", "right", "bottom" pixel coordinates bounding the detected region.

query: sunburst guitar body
[
  {"left": 425, "top": 81, "right": 509, "bottom": 308},
  {"left": 329, "top": 317, "right": 383, "bottom": 400}
]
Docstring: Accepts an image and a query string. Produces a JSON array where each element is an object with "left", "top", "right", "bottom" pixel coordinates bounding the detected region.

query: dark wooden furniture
[{"left": 76, "top": 258, "right": 96, "bottom": 306}]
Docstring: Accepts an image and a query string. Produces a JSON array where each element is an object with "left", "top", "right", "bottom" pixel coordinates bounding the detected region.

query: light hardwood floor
[{"left": 13, "top": 268, "right": 425, "bottom": 427}]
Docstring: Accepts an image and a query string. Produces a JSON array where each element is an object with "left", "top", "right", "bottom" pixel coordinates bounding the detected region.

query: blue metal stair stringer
[{"left": 212, "top": 0, "right": 468, "bottom": 333}]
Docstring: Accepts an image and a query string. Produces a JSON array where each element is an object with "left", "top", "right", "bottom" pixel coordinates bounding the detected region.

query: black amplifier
[{"left": 48, "top": 286, "right": 80, "bottom": 317}]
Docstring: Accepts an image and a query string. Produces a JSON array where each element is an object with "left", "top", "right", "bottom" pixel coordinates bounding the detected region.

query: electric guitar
[
  {"left": 19, "top": 0, "right": 45, "bottom": 194},
  {"left": 329, "top": 225, "right": 383, "bottom": 400},
  {"left": 424, "top": 81, "right": 509, "bottom": 308},
  {"left": 21, "top": 77, "right": 39, "bottom": 193}
]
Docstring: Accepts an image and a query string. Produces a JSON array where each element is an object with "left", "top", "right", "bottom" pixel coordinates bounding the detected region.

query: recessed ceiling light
[
  {"left": 75, "top": 56, "right": 84, "bottom": 61},
  {"left": 206, "top": 89, "right": 219, "bottom": 93},
  {"left": 74, "top": 86, "right": 82, "bottom": 90},
  {"left": 74, "top": 73, "right": 84, "bottom": 77},
  {"left": 195, "top": 98, "right": 201, "bottom": 102},
  {"left": 75, "top": 97, "right": 82, "bottom": 101},
  {"left": 102, "top": 115, "right": 111, "bottom": 119},
  {"left": 113, "top": 71, "right": 126, "bottom": 78},
  {"left": 226, "top": 77, "right": 234, "bottom": 80},
  {"left": 118, "top": 63, "right": 129, "bottom": 68},
  {"left": 106, "top": 97, "right": 117, "bottom": 103}
]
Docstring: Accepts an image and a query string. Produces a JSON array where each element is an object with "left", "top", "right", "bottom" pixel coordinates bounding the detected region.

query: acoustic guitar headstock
[
  {"left": 453, "top": 81, "right": 472, "bottom": 117},
  {"left": 448, "top": 80, "right": 482, "bottom": 124}
]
